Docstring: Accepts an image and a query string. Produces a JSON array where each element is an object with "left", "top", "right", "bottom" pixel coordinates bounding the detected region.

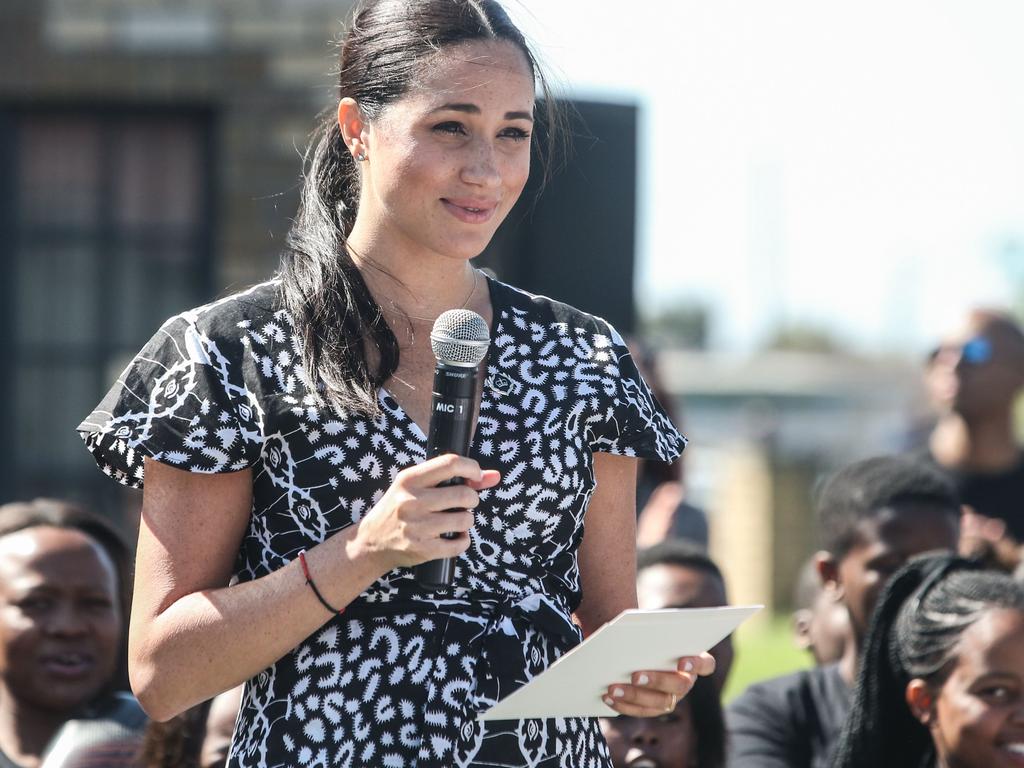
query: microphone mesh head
[{"left": 430, "top": 309, "right": 490, "bottom": 367}]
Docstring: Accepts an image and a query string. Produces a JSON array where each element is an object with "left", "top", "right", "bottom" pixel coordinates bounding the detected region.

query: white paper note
[{"left": 479, "top": 605, "right": 762, "bottom": 721}]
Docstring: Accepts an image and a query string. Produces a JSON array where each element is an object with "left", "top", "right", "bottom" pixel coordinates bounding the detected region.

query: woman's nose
[
  {"left": 44, "top": 602, "right": 89, "bottom": 636},
  {"left": 1010, "top": 701, "right": 1024, "bottom": 724},
  {"left": 460, "top": 140, "right": 500, "bottom": 187},
  {"left": 629, "top": 722, "right": 660, "bottom": 747},
  {"left": 932, "top": 345, "right": 964, "bottom": 369}
]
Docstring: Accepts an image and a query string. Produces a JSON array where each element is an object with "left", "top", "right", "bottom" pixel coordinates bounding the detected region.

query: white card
[{"left": 479, "top": 605, "right": 762, "bottom": 720}]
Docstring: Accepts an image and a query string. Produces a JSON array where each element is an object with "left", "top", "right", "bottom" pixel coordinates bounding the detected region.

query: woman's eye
[
  {"left": 979, "top": 686, "right": 1015, "bottom": 703},
  {"left": 18, "top": 597, "right": 52, "bottom": 612},
  {"left": 500, "top": 127, "right": 531, "bottom": 142},
  {"left": 433, "top": 122, "right": 466, "bottom": 136}
]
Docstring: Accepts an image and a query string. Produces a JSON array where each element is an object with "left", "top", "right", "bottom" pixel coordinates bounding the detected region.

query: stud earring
[{"left": 355, "top": 151, "right": 367, "bottom": 162}]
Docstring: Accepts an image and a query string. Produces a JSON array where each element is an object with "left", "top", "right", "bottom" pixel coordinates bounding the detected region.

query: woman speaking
[{"left": 78, "top": 1, "right": 708, "bottom": 765}]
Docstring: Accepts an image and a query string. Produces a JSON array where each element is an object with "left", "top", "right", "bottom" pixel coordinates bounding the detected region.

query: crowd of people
[
  {"left": 5, "top": 0, "right": 1024, "bottom": 765},
  {"left": 615, "top": 306, "right": 1024, "bottom": 768}
]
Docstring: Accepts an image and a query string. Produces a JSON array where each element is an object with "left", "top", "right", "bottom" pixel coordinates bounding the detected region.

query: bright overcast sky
[{"left": 508, "top": 0, "right": 1024, "bottom": 353}]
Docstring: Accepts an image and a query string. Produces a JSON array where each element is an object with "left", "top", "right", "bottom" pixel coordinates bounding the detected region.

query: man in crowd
[
  {"left": 636, "top": 539, "right": 733, "bottom": 693},
  {"left": 600, "top": 540, "right": 732, "bottom": 768},
  {"left": 791, "top": 555, "right": 851, "bottom": 667},
  {"left": 726, "top": 456, "right": 960, "bottom": 768},
  {"left": 922, "top": 308, "right": 1024, "bottom": 557}
]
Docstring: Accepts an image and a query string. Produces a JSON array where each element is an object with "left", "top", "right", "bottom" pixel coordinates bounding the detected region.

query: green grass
[{"left": 723, "top": 613, "right": 813, "bottom": 704}]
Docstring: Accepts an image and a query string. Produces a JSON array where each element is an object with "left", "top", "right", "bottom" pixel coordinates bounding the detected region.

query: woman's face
[
  {"left": 0, "top": 527, "right": 122, "bottom": 714},
  {"left": 924, "top": 607, "right": 1024, "bottom": 768},
  {"left": 356, "top": 39, "right": 535, "bottom": 262},
  {"left": 600, "top": 700, "right": 696, "bottom": 768}
]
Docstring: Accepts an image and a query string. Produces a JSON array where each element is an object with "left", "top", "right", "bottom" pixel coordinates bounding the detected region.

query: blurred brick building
[{"left": 0, "top": 0, "right": 640, "bottom": 515}]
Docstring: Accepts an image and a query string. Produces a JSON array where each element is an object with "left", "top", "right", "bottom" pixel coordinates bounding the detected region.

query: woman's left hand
[{"left": 602, "top": 652, "right": 716, "bottom": 717}]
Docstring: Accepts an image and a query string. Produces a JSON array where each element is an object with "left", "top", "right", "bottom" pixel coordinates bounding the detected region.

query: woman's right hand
[{"left": 351, "top": 454, "right": 501, "bottom": 572}]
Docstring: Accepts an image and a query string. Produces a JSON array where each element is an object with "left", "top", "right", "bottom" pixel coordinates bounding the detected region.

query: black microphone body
[{"left": 412, "top": 361, "right": 479, "bottom": 588}]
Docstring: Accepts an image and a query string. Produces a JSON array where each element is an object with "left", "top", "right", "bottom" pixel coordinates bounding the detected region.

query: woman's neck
[
  {"left": 346, "top": 218, "right": 480, "bottom": 322},
  {"left": 0, "top": 691, "right": 66, "bottom": 768}
]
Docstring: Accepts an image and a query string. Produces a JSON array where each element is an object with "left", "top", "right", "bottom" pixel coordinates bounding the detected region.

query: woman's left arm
[
  {"left": 576, "top": 452, "right": 715, "bottom": 717},
  {"left": 575, "top": 452, "right": 641, "bottom": 634}
]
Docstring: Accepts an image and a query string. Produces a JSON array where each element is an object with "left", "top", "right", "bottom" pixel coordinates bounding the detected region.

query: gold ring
[{"left": 666, "top": 694, "right": 678, "bottom": 711}]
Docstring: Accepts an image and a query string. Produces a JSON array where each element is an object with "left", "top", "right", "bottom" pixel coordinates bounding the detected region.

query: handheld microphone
[{"left": 412, "top": 308, "right": 490, "bottom": 588}]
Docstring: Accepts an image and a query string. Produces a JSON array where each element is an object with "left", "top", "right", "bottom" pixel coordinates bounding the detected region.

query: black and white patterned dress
[{"left": 78, "top": 276, "right": 685, "bottom": 768}]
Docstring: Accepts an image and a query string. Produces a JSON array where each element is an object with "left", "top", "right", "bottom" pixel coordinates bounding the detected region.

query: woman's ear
[
  {"left": 337, "top": 98, "right": 369, "bottom": 162},
  {"left": 906, "top": 679, "right": 935, "bottom": 725}
]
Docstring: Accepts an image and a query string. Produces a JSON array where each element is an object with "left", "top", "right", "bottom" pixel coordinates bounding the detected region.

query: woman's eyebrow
[
  {"left": 430, "top": 103, "right": 534, "bottom": 121},
  {"left": 972, "top": 670, "right": 1021, "bottom": 680}
]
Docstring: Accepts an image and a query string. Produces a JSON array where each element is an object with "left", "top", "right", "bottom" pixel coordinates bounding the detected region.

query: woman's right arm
[{"left": 130, "top": 454, "right": 499, "bottom": 722}]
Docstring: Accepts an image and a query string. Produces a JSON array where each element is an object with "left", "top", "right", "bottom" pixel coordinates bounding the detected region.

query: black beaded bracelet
[{"left": 297, "top": 550, "right": 343, "bottom": 616}]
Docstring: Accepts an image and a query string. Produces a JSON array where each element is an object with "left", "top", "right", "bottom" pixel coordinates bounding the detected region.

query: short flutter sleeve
[
  {"left": 78, "top": 314, "right": 265, "bottom": 489},
  {"left": 585, "top": 321, "right": 686, "bottom": 462}
]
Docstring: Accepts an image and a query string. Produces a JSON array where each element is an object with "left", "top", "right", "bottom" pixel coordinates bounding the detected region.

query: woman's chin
[{"left": 26, "top": 679, "right": 106, "bottom": 714}]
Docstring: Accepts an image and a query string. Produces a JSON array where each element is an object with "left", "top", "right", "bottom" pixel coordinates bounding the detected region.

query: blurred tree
[{"left": 639, "top": 304, "right": 709, "bottom": 348}]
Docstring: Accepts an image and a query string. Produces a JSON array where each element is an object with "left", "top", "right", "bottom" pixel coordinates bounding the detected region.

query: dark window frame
[{"left": 0, "top": 102, "right": 217, "bottom": 510}]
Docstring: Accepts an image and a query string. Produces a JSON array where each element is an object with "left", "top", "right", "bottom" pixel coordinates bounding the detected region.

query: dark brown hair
[{"left": 136, "top": 700, "right": 211, "bottom": 768}]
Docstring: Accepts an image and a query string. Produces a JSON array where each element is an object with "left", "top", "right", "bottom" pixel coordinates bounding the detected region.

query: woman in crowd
[
  {"left": 601, "top": 676, "right": 725, "bottom": 768},
  {"left": 78, "top": 1, "right": 710, "bottom": 765},
  {"left": 0, "top": 499, "right": 142, "bottom": 768},
  {"left": 834, "top": 552, "right": 1024, "bottom": 768}
]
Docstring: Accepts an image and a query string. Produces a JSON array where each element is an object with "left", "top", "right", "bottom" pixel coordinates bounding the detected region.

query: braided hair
[{"left": 833, "top": 553, "right": 1024, "bottom": 768}]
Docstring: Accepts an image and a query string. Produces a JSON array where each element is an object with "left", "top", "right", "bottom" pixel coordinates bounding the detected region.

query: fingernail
[
  {"left": 637, "top": 674, "right": 650, "bottom": 686},
  {"left": 683, "top": 660, "right": 694, "bottom": 673},
  {"left": 613, "top": 687, "right": 625, "bottom": 698},
  {"left": 603, "top": 697, "right": 614, "bottom": 707}
]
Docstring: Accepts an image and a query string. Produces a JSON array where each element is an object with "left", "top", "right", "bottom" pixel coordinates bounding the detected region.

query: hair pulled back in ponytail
[
  {"left": 834, "top": 553, "right": 1024, "bottom": 768},
  {"left": 278, "top": 0, "right": 561, "bottom": 415}
]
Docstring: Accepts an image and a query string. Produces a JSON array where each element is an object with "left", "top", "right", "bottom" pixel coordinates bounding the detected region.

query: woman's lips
[
  {"left": 999, "top": 742, "right": 1024, "bottom": 767},
  {"left": 624, "top": 749, "right": 660, "bottom": 768},
  {"left": 441, "top": 198, "right": 497, "bottom": 224},
  {"left": 40, "top": 652, "right": 95, "bottom": 679}
]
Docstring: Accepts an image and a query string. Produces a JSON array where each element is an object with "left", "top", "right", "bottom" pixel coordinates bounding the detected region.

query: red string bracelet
[{"left": 297, "top": 550, "right": 343, "bottom": 616}]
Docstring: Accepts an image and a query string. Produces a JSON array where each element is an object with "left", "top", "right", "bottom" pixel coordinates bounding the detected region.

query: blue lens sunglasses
[{"left": 927, "top": 336, "right": 993, "bottom": 366}]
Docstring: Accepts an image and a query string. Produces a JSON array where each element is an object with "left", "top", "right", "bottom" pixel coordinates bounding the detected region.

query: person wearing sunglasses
[{"left": 922, "top": 309, "right": 1024, "bottom": 555}]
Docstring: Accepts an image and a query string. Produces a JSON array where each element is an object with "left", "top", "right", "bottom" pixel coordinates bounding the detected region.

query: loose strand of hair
[{"left": 278, "top": 114, "right": 399, "bottom": 416}]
